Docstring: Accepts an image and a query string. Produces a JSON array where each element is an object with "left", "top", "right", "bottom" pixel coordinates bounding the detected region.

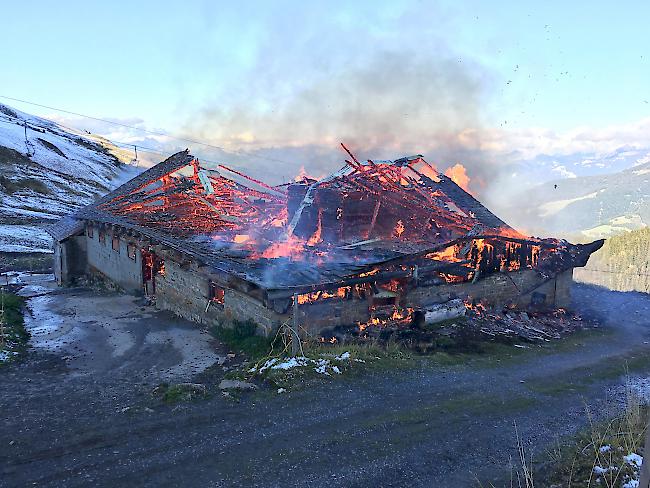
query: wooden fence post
[{"left": 291, "top": 294, "right": 300, "bottom": 356}]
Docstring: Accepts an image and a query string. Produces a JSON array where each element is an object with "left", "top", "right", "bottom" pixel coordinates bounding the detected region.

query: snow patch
[
  {"left": 252, "top": 352, "right": 357, "bottom": 376},
  {"left": 539, "top": 190, "right": 601, "bottom": 217},
  {"left": 0, "top": 104, "right": 142, "bottom": 253},
  {"left": 623, "top": 453, "right": 643, "bottom": 468},
  {"left": 0, "top": 225, "right": 54, "bottom": 253}
]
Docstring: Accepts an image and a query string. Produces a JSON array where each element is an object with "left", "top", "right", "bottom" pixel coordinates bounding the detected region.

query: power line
[
  {"left": 0, "top": 94, "right": 297, "bottom": 166},
  {"left": 0, "top": 110, "right": 279, "bottom": 174}
]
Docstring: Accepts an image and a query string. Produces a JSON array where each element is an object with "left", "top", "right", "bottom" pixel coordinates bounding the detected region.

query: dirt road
[{"left": 1, "top": 276, "right": 650, "bottom": 487}]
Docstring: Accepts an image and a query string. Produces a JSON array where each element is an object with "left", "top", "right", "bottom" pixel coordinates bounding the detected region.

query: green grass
[
  {"left": 152, "top": 382, "right": 208, "bottom": 404},
  {"left": 525, "top": 348, "right": 650, "bottom": 397},
  {"left": 360, "top": 391, "right": 538, "bottom": 434},
  {"left": 211, "top": 316, "right": 610, "bottom": 394},
  {"left": 242, "top": 341, "right": 417, "bottom": 390},
  {"left": 0, "top": 292, "right": 29, "bottom": 363},
  {"left": 210, "top": 320, "right": 276, "bottom": 360},
  {"left": 537, "top": 392, "right": 647, "bottom": 487}
]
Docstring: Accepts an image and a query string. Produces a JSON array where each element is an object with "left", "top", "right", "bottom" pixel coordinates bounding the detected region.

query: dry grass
[
  {"left": 538, "top": 374, "right": 646, "bottom": 487},
  {"left": 475, "top": 371, "right": 647, "bottom": 488}
]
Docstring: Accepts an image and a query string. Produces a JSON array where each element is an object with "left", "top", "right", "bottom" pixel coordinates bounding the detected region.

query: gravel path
[{"left": 1, "top": 277, "right": 649, "bottom": 487}]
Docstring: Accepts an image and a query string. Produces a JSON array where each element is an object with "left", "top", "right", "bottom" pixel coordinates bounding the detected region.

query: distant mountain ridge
[
  {"left": 0, "top": 103, "right": 141, "bottom": 253},
  {"left": 506, "top": 161, "right": 650, "bottom": 240}
]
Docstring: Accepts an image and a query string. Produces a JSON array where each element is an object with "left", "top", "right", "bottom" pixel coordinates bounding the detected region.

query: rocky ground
[{"left": 1, "top": 276, "right": 650, "bottom": 487}]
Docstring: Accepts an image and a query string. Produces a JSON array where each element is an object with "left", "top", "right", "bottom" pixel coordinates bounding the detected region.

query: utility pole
[
  {"left": 24, "top": 121, "right": 30, "bottom": 156},
  {"left": 0, "top": 286, "right": 5, "bottom": 348}
]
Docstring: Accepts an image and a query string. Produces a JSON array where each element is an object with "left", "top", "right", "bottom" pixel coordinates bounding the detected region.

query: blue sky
[{"left": 3, "top": 0, "right": 650, "bottom": 189}]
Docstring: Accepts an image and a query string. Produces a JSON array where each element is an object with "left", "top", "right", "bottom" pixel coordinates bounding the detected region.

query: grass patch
[
  {"left": 525, "top": 348, "right": 650, "bottom": 397},
  {"left": 360, "top": 391, "right": 538, "bottom": 434},
  {"left": 0, "top": 292, "right": 29, "bottom": 363},
  {"left": 210, "top": 320, "right": 276, "bottom": 361},
  {"left": 212, "top": 317, "right": 609, "bottom": 393},
  {"left": 244, "top": 341, "right": 417, "bottom": 391},
  {"left": 152, "top": 382, "right": 208, "bottom": 404},
  {"left": 537, "top": 385, "right": 647, "bottom": 487}
]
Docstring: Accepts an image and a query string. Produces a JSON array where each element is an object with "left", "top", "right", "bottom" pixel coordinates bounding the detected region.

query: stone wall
[
  {"left": 54, "top": 235, "right": 87, "bottom": 285},
  {"left": 86, "top": 230, "right": 142, "bottom": 294},
  {"left": 79, "top": 233, "right": 577, "bottom": 337},
  {"left": 155, "top": 259, "right": 214, "bottom": 324},
  {"left": 154, "top": 259, "right": 290, "bottom": 335},
  {"left": 222, "top": 288, "right": 290, "bottom": 335},
  {"left": 296, "top": 298, "right": 371, "bottom": 335},
  {"left": 406, "top": 268, "right": 573, "bottom": 309}
]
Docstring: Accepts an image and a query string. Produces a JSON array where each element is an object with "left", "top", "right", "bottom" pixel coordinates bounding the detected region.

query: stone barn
[{"left": 49, "top": 150, "right": 603, "bottom": 337}]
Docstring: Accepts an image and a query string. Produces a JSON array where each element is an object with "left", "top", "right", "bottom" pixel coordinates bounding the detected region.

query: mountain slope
[
  {"left": 574, "top": 226, "right": 650, "bottom": 293},
  {"left": 0, "top": 103, "right": 141, "bottom": 253},
  {"left": 506, "top": 162, "right": 650, "bottom": 240}
]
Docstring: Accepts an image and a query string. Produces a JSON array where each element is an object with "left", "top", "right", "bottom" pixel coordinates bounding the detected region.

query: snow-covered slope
[
  {"left": 0, "top": 103, "right": 141, "bottom": 253},
  {"left": 506, "top": 162, "right": 650, "bottom": 241}
]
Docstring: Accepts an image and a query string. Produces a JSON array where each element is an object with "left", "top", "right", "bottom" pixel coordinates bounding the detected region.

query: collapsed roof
[{"left": 55, "top": 149, "right": 603, "bottom": 294}]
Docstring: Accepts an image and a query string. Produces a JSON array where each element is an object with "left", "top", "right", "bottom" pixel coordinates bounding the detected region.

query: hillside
[
  {"left": 0, "top": 104, "right": 140, "bottom": 254},
  {"left": 506, "top": 163, "right": 650, "bottom": 241},
  {"left": 574, "top": 226, "right": 650, "bottom": 293}
]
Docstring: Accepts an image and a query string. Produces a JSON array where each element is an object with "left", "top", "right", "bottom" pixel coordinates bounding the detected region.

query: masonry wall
[
  {"left": 79, "top": 233, "right": 576, "bottom": 337},
  {"left": 54, "top": 236, "right": 87, "bottom": 285},
  {"left": 406, "top": 268, "right": 573, "bottom": 310},
  {"left": 154, "top": 259, "right": 289, "bottom": 335},
  {"left": 86, "top": 231, "right": 142, "bottom": 294},
  {"left": 150, "top": 262, "right": 575, "bottom": 337},
  {"left": 295, "top": 299, "right": 371, "bottom": 335},
  {"left": 54, "top": 242, "right": 63, "bottom": 285}
]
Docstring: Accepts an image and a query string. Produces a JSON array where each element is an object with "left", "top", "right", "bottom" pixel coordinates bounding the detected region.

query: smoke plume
[{"left": 181, "top": 42, "right": 501, "bottom": 194}]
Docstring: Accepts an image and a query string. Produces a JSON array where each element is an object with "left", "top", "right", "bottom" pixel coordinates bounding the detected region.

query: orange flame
[
  {"left": 427, "top": 245, "right": 461, "bottom": 262},
  {"left": 261, "top": 235, "right": 305, "bottom": 259},
  {"left": 294, "top": 166, "right": 324, "bottom": 182},
  {"left": 307, "top": 210, "right": 323, "bottom": 246},
  {"left": 357, "top": 307, "right": 413, "bottom": 332},
  {"left": 393, "top": 220, "right": 405, "bottom": 238},
  {"left": 495, "top": 226, "right": 527, "bottom": 239},
  {"left": 464, "top": 300, "right": 487, "bottom": 315},
  {"left": 444, "top": 163, "right": 471, "bottom": 192},
  {"left": 297, "top": 287, "right": 349, "bottom": 305}
]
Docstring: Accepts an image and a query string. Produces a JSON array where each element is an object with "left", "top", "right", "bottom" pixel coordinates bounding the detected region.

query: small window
[
  {"left": 209, "top": 282, "right": 225, "bottom": 304},
  {"left": 99, "top": 231, "right": 105, "bottom": 244},
  {"left": 127, "top": 243, "right": 137, "bottom": 261},
  {"left": 112, "top": 235, "right": 120, "bottom": 252},
  {"left": 86, "top": 225, "right": 94, "bottom": 238}
]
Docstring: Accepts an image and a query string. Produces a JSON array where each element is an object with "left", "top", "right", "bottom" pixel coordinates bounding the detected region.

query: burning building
[{"left": 49, "top": 148, "right": 603, "bottom": 337}]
